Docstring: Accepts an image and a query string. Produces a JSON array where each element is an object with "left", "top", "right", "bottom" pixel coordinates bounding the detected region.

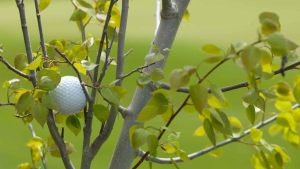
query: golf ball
[{"left": 49, "top": 76, "right": 88, "bottom": 115}]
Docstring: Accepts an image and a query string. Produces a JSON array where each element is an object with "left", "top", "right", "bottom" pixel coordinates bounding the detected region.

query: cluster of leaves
[{"left": 129, "top": 12, "right": 300, "bottom": 169}]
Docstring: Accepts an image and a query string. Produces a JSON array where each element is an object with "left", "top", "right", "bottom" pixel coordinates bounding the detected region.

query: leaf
[
  {"left": 250, "top": 128, "right": 263, "bottom": 142},
  {"left": 5, "top": 79, "right": 21, "bottom": 90},
  {"left": 101, "top": 88, "right": 120, "bottom": 105},
  {"left": 203, "top": 118, "right": 216, "bottom": 147},
  {"left": 39, "top": 0, "right": 52, "bottom": 12},
  {"left": 14, "top": 54, "right": 28, "bottom": 71},
  {"left": 246, "top": 105, "right": 256, "bottom": 125},
  {"left": 2, "top": 80, "right": 10, "bottom": 89},
  {"left": 170, "top": 156, "right": 180, "bottom": 169},
  {"left": 150, "top": 68, "right": 164, "bottom": 81},
  {"left": 25, "top": 56, "right": 41, "bottom": 70},
  {"left": 205, "top": 145, "right": 223, "bottom": 157},
  {"left": 100, "top": 52, "right": 117, "bottom": 65},
  {"left": 268, "top": 124, "right": 283, "bottom": 136},
  {"left": 47, "top": 46, "right": 60, "bottom": 60},
  {"left": 286, "top": 39, "right": 299, "bottom": 51},
  {"left": 210, "top": 84, "right": 225, "bottom": 105},
  {"left": 152, "top": 45, "right": 160, "bottom": 50},
  {"left": 229, "top": 117, "right": 244, "bottom": 137},
  {"left": 129, "top": 125, "right": 144, "bottom": 145},
  {"left": 294, "top": 83, "right": 300, "bottom": 105},
  {"left": 15, "top": 92, "right": 34, "bottom": 114},
  {"left": 193, "top": 126, "right": 206, "bottom": 136},
  {"left": 274, "top": 145, "right": 290, "bottom": 162},
  {"left": 74, "top": 62, "right": 86, "bottom": 75},
  {"left": 66, "top": 115, "right": 81, "bottom": 136},
  {"left": 42, "top": 93, "right": 58, "bottom": 110},
  {"left": 168, "top": 132, "right": 180, "bottom": 142},
  {"left": 144, "top": 52, "right": 164, "bottom": 64},
  {"left": 241, "top": 46, "right": 262, "bottom": 71},
  {"left": 208, "top": 95, "right": 231, "bottom": 109},
  {"left": 31, "top": 102, "right": 49, "bottom": 127},
  {"left": 183, "top": 100, "right": 198, "bottom": 113},
  {"left": 190, "top": 84, "right": 208, "bottom": 114},
  {"left": 254, "top": 96, "right": 265, "bottom": 112},
  {"left": 277, "top": 112, "right": 295, "bottom": 128},
  {"left": 30, "top": 145, "right": 41, "bottom": 164},
  {"left": 70, "top": 9, "right": 87, "bottom": 21},
  {"left": 81, "top": 60, "right": 98, "bottom": 70},
  {"left": 202, "top": 44, "right": 221, "bottom": 55},
  {"left": 36, "top": 69, "right": 61, "bottom": 91},
  {"left": 73, "top": 0, "right": 96, "bottom": 16},
  {"left": 183, "top": 10, "right": 189, "bottom": 21},
  {"left": 137, "top": 75, "right": 152, "bottom": 86},
  {"left": 210, "top": 109, "right": 232, "bottom": 136},
  {"left": 275, "top": 100, "right": 292, "bottom": 111},
  {"left": 111, "top": 86, "right": 127, "bottom": 101},
  {"left": 175, "top": 149, "right": 190, "bottom": 162},
  {"left": 169, "top": 69, "right": 190, "bottom": 95},
  {"left": 132, "top": 128, "right": 149, "bottom": 150},
  {"left": 93, "top": 104, "right": 110, "bottom": 124},
  {"left": 162, "top": 141, "right": 179, "bottom": 153},
  {"left": 26, "top": 137, "right": 44, "bottom": 148},
  {"left": 161, "top": 107, "right": 172, "bottom": 123},
  {"left": 282, "top": 128, "right": 299, "bottom": 148},
  {"left": 203, "top": 56, "right": 224, "bottom": 64},
  {"left": 55, "top": 113, "right": 68, "bottom": 126},
  {"left": 16, "top": 163, "right": 31, "bottom": 169},
  {"left": 137, "top": 93, "right": 169, "bottom": 122},
  {"left": 72, "top": 45, "right": 87, "bottom": 61},
  {"left": 243, "top": 89, "right": 259, "bottom": 104},
  {"left": 267, "top": 32, "right": 288, "bottom": 56},
  {"left": 147, "top": 135, "right": 158, "bottom": 156},
  {"left": 260, "top": 138, "right": 274, "bottom": 152}
]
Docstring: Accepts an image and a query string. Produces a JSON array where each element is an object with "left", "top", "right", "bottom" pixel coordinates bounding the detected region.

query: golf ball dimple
[{"left": 49, "top": 76, "right": 87, "bottom": 115}]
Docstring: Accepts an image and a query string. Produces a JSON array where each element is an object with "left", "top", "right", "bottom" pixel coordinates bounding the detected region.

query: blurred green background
[{"left": 1, "top": 0, "right": 300, "bottom": 168}]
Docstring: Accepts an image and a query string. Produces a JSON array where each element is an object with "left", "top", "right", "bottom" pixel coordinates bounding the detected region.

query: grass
[{"left": 0, "top": 0, "right": 300, "bottom": 168}]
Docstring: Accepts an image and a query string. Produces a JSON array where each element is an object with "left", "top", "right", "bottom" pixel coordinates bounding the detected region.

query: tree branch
[
  {"left": 137, "top": 104, "right": 299, "bottom": 164},
  {"left": 33, "top": 0, "right": 47, "bottom": 58},
  {"left": 0, "top": 102, "right": 16, "bottom": 106},
  {"left": 158, "top": 59, "right": 300, "bottom": 94},
  {"left": 124, "top": 48, "right": 133, "bottom": 57},
  {"left": 54, "top": 48, "right": 92, "bottom": 102},
  {"left": 29, "top": 123, "right": 48, "bottom": 169},
  {"left": 0, "top": 55, "right": 30, "bottom": 79},
  {"left": 121, "top": 62, "right": 156, "bottom": 79}
]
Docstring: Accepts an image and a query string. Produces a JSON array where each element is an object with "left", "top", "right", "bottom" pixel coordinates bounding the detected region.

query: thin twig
[
  {"left": 121, "top": 62, "right": 156, "bottom": 79},
  {"left": 14, "top": 113, "right": 31, "bottom": 118},
  {"left": 0, "top": 102, "right": 16, "bottom": 106},
  {"left": 136, "top": 104, "right": 299, "bottom": 164},
  {"left": 0, "top": 55, "right": 30, "bottom": 79},
  {"left": 124, "top": 48, "right": 133, "bottom": 57},
  {"left": 34, "top": 0, "right": 47, "bottom": 59},
  {"left": 54, "top": 48, "right": 92, "bottom": 102}
]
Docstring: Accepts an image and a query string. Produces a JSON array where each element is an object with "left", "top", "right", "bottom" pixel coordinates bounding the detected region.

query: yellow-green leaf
[
  {"left": 93, "top": 104, "right": 110, "bottom": 124},
  {"left": 25, "top": 56, "right": 41, "bottom": 70},
  {"left": 147, "top": 135, "right": 158, "bottom": 156},
  {"left": 208, "top": 95, "right": 231, "bottom": 109},
  {"left": 275, "top": 100, "right": 292, "bottom": 111},
  {"left": 16, "top": 163, "right": 31, "bottom": 169},
  {"left": 30, "top": 145, "right": 41, "bottom": 164},
  {"left": 277, "top": 112, "right": 295, "bottom": 128},
  {"left": 190, "top": 84, "right": 208, "bottom": 114},
  {"left": 241, "top": 46, "right": 262, "bottom": 71},
  {"left": 268, "top": 124, "right": 283, "bottom": 136},
  {"left": 132, "top": 128, "right": 149, "bottom": 150},
  {"left": 111, "top": 86, "right": 127, "bottom": 101},
  {"left": 66, "top": 115, "right": 81, "bottom": 136},
  {"left": 193, "top": 126, "right": 206, "bottom": 136},
  {"left": 267, "top": 32, "right": 288, "bottom": 56},
  {"left": 202, "top": 44, "right": 221, "bottom": 55},
  {"left": 246, "top": 104, "right": 256, "bottom": 125},
  {"left": 203, "top": 118, "right": 216, "bottom": 147},
  {"left": 203, "top": 56, "right": 224, "bottom": 64},
  {"left": 39, "top": 0, "right": 52, "bottom": 12},
  {"left": 55, "top": 113, "right": 68, "bottom": 126},
  {"left": 250, "top": 128, "right": 263, "bottom": 142},
  {"left": 205, "top": 145, "right": 223, "bottom": 157},
  {"left": 294, "top": 83, "right": 300, "bottom": 105},
  {"left": 210, "top": 84, "right": 225, "bottom": 105},
  {"left": 26, "top": 137, "right": 44, "bottom": 148}
]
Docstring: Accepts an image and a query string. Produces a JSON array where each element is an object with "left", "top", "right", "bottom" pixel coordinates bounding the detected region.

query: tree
[{"left": 0, "top": 0, "right": 299, "bottom": 169}]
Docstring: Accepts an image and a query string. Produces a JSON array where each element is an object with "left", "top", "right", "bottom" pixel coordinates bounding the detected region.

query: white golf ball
[{"left": 49, "top": 76, "right": 88, "bottom": 115}]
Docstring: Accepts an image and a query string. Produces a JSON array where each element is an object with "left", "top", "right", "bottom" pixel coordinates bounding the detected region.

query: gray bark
[{"left": 108, "top": 1, "right": 190, "bottom": 168}]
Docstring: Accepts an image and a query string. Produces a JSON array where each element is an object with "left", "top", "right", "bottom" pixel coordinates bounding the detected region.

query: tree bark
[{"left": 108, "top": 0, "right": 190, "bottom": 168}]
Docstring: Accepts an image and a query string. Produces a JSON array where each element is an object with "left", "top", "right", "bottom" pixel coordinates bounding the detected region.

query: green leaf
[
  {"left": 184, "top": 66, "right": 197, "bottom": 76},
  {"left": 137, "top": 93, "right": 169, "bottom": 122},
  {"left": 42, "top": 93, "right": 58, "bottom": 110},
  {"left": 93, "top": 104, "right": 110, "bottom": 124},
  {"left": 246, "top": 104, "right": 256, "bottom": 125},
  {"left": 168, "top": 132, "right": 180, "bottom": 142},
  {"left": 169, "top": 69, "right": 190, "bottom": 95},
  {"left": 144, "top": 52, "right": 165, "bottom": 64},
  {"left": 267, "top": 32, "right": 288, "bottom": 56},
  {"left": 282, "top": 128, "right": 299, "bottom": 148},
  {"left": 73, "top": 0, "right": 96, "bottom": 16},
  {"left": 47, "top": 46, "right": 60, "bottom": 60},
  {"left": 254, "top": 96, "right": 265, "bottom": 112},
  {"left": 31, "top": 102, "right": 49, "bottom": 127},
  {"left": 111, "top": 86, "right": 127, "bottom": 101},
  {"left": 210, "top": 108, "right": 224, "bottom": 127},
  {"left": 66, "top": 115, "right": 81, "bottom": 136},
  {"left": 129, "top": 125, "right": 144, "bottom": 145},
  {"left": 203, "top": 56, "right": 224, "bottom": 64},
  {"left": 190, "top": 84, "right": 208, "bottom": 114},
  {"left": 2, "top": 80, "right": 10, "bottom": 89},
  {"left": 152, "top": 45, "right": 160, "bottom": 50},
  {"left": 70, "top": 9, "right": 87, "bottom": 21},
  {"left": 101, "top": 88, "right": 120, "bottom": 105},
  {"left": 147, "top": 135, "right": 158, "bottom": 156},
  {"left": 39, "top": 0, "right": 52, "bottom": 12},
  {"left": 203, "top": 118, "right": 216, "bottom": 147},
  {"left": 259, "top": 12, "right": 280, "bottom": 35},
  {"left": 81, "top": 60, "right": 98, "bottom": 70},
  {"left": 16, "top": 163, "right": 31, "bottom": 169},
  {"left": 260, "top": 138, "right": 274, "bottom": 152},
  {"left": 25, "top": 56, "right": 41, "bottom": 70},
  {"left": 294, "top": 83, "right": 300, "bottom": 105},
  {"left": 14, "top": 54, "right": 28, "bottom": 71},
  {"left": 175, "top": 149, "right": 190, "bottom": 162},
  {"left": 202, "top": 44, "right": 221, "bottom": 55},
  {"left": 210, "top": 109, "right": 232, "bottom": 136},
  {"left": 250, "top": 128, "right": 263, "bottom": 142},
  {"left": 183, "top": 100, "right": 198, "bottom": 113},
  {"left": 163, "top": 141, "right": 179, "bottom": 153},
  {"left": 241, "top": 46, "right": 262, "bottom": 71},
  {"left": 137, "top": 75, "right": 152, "bottom": 86},
  {"left": 132, "top": 128, "right": 149, "bottom": 150},
  {"left": 243, "top": 89, "right": 259, "bottom": 104},
  {"left": 72, "top": 45, "right": 87, "bottom": 61},
  {"left": 286, "top": 39, "right": 299, "bottom": 51},
  {"left": 15, "top": 92, "right": 34, "bottom": 114},
  {"left": 208, "top": 95, "right": 231, "bottom": 109},
  {"left": 55, "top": 113, "right": 68, "bottom": 126},
  {"left": 36, "top": 69, "right": 61, "bottom": 91},
  {"left": 136, "top": 80, "right": 145, "bottom": 90},
  {"left": 268, "top": 124, "right": 283, "bottom": 136},
  {"left": 150, "top": 68, "right": 164, "bottom": 81},
  {"left": 6, "top": 79, "right": 21, "bottom": 90},
  {"left": 210, "top": 84, "right": 225, "bottom": 105},
  {"left": 277, "top": 112, "right": 295, "bottom": 128}
]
